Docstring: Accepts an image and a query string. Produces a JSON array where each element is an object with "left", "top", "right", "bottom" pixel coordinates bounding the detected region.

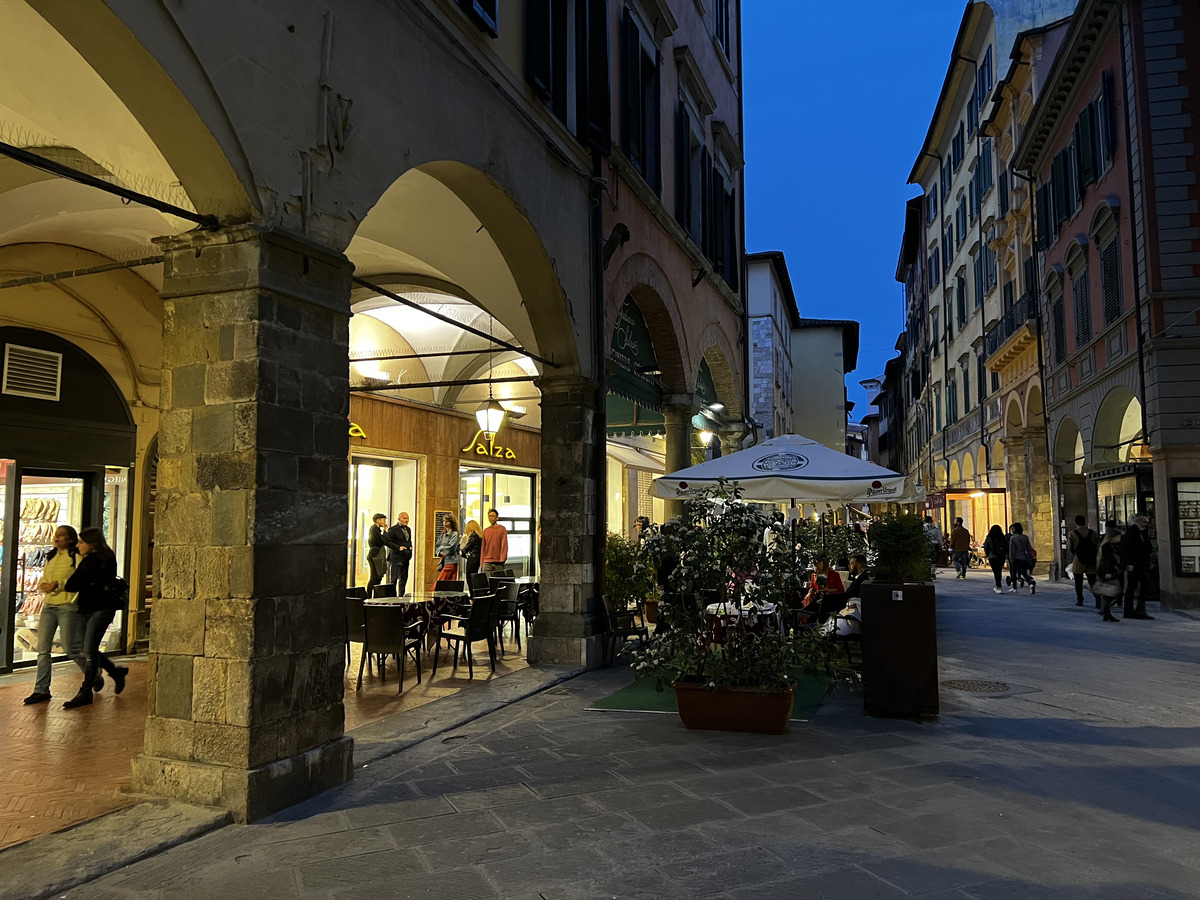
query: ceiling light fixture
[{"left": 476, "top": 314, "right": 507, "bottom": 441}]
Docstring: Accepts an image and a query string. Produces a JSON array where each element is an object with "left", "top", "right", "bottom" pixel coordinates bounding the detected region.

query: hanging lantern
[{"left": 476, "top": 398, "right": 507, "bottom": 441}]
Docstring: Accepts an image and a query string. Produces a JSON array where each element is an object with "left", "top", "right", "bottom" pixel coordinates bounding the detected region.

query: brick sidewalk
[{"left": 1, "top": 640, "right": 528, "bottom": 851}]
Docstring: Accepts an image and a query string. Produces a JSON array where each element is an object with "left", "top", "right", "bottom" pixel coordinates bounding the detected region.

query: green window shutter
[
  {"left": 1051, "top": 153, "right": 1068, "bottom": 227},
  {"left": 646, "top": 48, "right": 662, "bottom": 193},
  {"left": 1073, "top": 270, "right": 1091, "bottom": 347},
  {"left": 1078, "top": 106, "right": 1096, "bottom": 187},
  {"left": 580, "top": 0, "right": 611, "bottom": 153},
  {"left": 1101, "top": 69, "right": 1117, "bottom": 159},
  {"left": 700, "top": 146, "right": 712, "bottom": 259},
  {"left": 621, "top": 8, "right": 641, "bottom": 163},
  {"left": 675, "top": 100, "right": 690, "bottom": 226},
  {"left": 525, "top": 2, "right": 552, "bottom": 100},
  {"left": 723, "top": 188, "right": 738, "bottom": 290},
  {"left": 1053, "top": 299, "right": 1066, "bottom": 363},
  {"left": 1102, "top": 238, "right": 1121, "bottom": 325},
  {"left": 1035, "top": 186, "right": 1050, "bottom": 249}
]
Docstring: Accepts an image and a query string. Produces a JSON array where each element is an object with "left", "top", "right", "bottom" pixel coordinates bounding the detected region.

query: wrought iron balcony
[{"left": 985, "top": 292, "right": 1039, "bottom": 369}]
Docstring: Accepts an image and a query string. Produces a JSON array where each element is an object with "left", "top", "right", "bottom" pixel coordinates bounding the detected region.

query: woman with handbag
[
  {"left": 460, "top": 519, "right": 483, "bottom": 577},
  {"left": 1007, "top": 523, "right": 1036, "bottom": 594},
  {"left": 1095, "top": 529, "right": 1123, "bottom": 623}
]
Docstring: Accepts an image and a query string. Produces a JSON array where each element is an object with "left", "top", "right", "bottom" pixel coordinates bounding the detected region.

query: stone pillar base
[
  {"left": 132, "top": 736, "right": 353, "bottom": 823},
  {"left": 527, "top": 633, "right": 605, "bottom": 668}
]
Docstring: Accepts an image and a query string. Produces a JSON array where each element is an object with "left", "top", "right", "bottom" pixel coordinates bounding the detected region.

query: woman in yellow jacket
[{"left": 24, "top": 525, "right": 91, "bottom": 705}]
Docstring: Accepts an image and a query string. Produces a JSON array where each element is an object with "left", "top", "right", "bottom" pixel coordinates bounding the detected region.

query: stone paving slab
[{"left": 7, "top": 571, "right": 1200, "bottom": 898}]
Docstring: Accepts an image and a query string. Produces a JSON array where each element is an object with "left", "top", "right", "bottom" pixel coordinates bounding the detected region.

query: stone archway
[
  {"left": 1093, "top": 386, "right": 1143, "bottom": 466},
  {"left": 606, "top": 252, "right": 690, "bottom": 392}
]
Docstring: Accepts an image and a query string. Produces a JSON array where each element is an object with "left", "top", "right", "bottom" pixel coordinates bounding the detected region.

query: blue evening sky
[{"left": 742, "top": 1, "right": 967, "bottom": 421}]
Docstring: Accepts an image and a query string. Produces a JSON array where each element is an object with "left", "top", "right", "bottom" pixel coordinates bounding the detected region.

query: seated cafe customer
[{"left": 802, "top": 556, "right": 844, "bottom": 608}]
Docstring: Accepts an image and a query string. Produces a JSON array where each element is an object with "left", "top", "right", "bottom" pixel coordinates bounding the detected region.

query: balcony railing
[{"left": 985, "top": 291, "right": 1038, "bottom": 360}]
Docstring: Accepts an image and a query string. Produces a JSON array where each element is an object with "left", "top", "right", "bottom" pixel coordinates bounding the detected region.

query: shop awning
[{"left": 606, "top": 442, "right": 665, "bottom": 472}]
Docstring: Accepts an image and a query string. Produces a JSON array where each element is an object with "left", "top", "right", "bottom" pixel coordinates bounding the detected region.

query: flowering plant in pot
[{"left": 628, "top": 479, "right": 849, "bottom": 733}]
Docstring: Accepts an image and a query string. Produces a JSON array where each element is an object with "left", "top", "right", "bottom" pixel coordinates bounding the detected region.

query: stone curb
[
  {"left": 0, "top": 799, "right": 231, "bottom": 900},
  {"left": 1, "top": 663, "right": 584, "bottom": 898}
]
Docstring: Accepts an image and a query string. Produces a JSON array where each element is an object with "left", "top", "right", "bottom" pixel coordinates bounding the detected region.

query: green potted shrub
[
  {"left": 628, "top": 479, "right": 849, "bottom": 733},
  {"left": 604, "top": 531, "right": 656, "bottom": 624},
  {"left": 861, "top": 512, "right": 939, "bottom": 718}
]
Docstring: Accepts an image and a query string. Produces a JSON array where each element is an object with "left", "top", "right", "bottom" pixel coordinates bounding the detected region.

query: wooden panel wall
[{"left": 349, "top": 395, "right": 541, "bottom": 590}]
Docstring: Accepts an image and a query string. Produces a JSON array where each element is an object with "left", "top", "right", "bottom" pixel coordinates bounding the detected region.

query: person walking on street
[
  {"left": 481, "top": 509, "right": 509, "bottom": 574},
  {"left": 950, "top": 518, "right": 972, "bottom": 579},
  {"left": 983, "top": 525, "right": 1009, "bottom": 593},
  {"left": 385, "top": 512, "right": 413, "bottom": 593},
  {"left": 62, "top": 527, "right": 128, "bottom": 709},
  {"left": 1096, "top": 529, "right": 1123, "bottom": 623},
  {"left": 24, "top": 525, "right": 90, "bottom": 705},
  {"left": 365, "top": 513, "right": 389, "bottom": 596},
  {"left": 1119, "top": 514, "right": 1154, "bottom": 620},
  {"left": 1066, "top": 515, "right": 1101, "bottom": 607},
  {"left": 923, "top": 516, "right": 942, "bottom": 568},
  {"left": 1007, "top": 523, "right": 1036, "bottom": 593}
]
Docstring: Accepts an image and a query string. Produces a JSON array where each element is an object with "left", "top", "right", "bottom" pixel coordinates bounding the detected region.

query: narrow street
[{"left": 15, "top": 569, "right": 1198, "bottom": 899}]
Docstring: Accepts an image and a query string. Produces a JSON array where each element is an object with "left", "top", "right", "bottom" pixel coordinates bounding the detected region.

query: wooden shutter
[
  {"left": 458, "top": 0, "right": 499, "bottom": 38},
  {"left": 1024, "top": 256, "right": 1036, "bottom": 293},
  {"left": 578, "top": 0, "right": 610, "bottom": 152},
  {"left": 646, "top": 48, "right": 662, "bottom": 193},
  {"left": 1035, "top": 185, "right": 1050, "bottom": 249},
  {"left": 1052, "top": 299, "right": 1066, "bottom": 363},
  {"left": 710, "top": 166, "right": 725, "bottom": 270},
  {"left": 1051, "top": 152, "right": 1067, "bottom": 227},
  {"left": 1101, "top": 238, "right": 1121, "bottom": 324},
  {"left": 700, "top": 146, "right": 712, "bottom": 259},
  {"left": 1073, "top": 270, "right": 1091, "bottom": 347},
  {"left": 526, "top": 2, "right": 552, "bottom": 100},
  {"left": 1078, "top": 106, "right": 1096, "bottom": 187},
  {"left": 723, "top": 187, "right": 738, "bottom": 290},
  {"left": 998, "top": 170, "right": 1008, "bottom": 216},
  {"left": 1101, "top": 69, "right": 1117, "bottom": 159},
  {"left": 675, "top": 100, "right": 691, "bottom": 227},
  {"left": 621, "top": 8, "right": 641, "bottom": 163}
]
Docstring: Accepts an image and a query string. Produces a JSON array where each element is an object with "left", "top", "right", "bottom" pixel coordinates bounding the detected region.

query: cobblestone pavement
[{"left": 30, "top": 571, "right": 1200, "bottom": 897}]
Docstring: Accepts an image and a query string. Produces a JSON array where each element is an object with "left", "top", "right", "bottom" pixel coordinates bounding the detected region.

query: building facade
[
  {"left": 746, "top": 251, "right": 799, "bottom": 440},
  {"left": 1015, "top": 0, "right": 1200, "bottom": 608},
  {"left": 904, "top": 0, "right": 1077, "bottom": 550},
  {"left": 0, "top": 0, "right": 744, "bottom": 822}
]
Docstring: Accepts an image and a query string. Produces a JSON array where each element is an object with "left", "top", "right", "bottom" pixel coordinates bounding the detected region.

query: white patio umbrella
[{"left": 651, "top": 434, "right": 923, "bottom": 504}]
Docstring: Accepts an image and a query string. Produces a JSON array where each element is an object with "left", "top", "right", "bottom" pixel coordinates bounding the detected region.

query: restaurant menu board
[{"left": 1174, "top": 480, "right": 1200, "bottom": 576}]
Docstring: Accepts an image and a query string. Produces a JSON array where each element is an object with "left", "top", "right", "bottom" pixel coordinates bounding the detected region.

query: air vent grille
[{"left": 2, "top": 344, "right": 62, "bottom": 401}]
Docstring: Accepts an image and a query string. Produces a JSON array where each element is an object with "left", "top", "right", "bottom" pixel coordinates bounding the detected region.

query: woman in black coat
[
  {"left": 62, "top": 527, "right": 128, "bottom": 708},
  {"left": 983, "top": 524, "right": 1009, "bottom": 593}
]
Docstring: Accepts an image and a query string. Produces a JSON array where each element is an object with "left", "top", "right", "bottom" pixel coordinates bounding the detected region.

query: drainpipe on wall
[{"left": 591, "top": 150, "right": 608, "bottom": 601}]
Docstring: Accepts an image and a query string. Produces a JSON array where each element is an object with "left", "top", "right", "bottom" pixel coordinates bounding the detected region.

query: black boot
[{"left": 63, "top": 690, "right": 93, "bottom": 709}]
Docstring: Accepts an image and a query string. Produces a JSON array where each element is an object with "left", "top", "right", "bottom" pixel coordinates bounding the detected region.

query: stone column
[
  {"left": 528, "top": 375, "right": 605, "bottom": 667},
  {"left": 1024, "top": 426, "right": 1053, "bottom": 574},
  {"left": 662, "top": 395, "right": 696, "bottom": 521},
  {"left": 131, "top": 226, "right": 354, "bottom": 822}
]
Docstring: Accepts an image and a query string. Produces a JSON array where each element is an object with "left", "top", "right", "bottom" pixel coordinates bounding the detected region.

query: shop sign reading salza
[{"left": 462, "top": 429, "right": 517, "bottom": 460}]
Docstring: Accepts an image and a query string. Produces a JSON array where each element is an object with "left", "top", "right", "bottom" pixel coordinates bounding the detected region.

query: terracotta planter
[
  {"left": 643, "top": 598, "right": 659, "bottom": 624},
  {"left": 672, "top": 680, "right": 797, "bottom": 734}
]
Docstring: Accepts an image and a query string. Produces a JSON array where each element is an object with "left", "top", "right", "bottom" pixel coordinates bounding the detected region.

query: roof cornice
[{"left": 1014, "top": 0, "right": 1117, "bottom": 174}]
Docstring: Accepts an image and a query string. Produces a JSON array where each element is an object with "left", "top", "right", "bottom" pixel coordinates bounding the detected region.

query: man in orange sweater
[{"left": 481, "top": 509, "right": 509, "bottom": 574}]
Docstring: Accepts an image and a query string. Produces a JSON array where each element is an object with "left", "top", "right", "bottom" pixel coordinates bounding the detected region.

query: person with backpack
[
  {"left": 1007, "top": 523, "right": 1036, "bottom": 593},
  {"left": 62, "top": 527, "right": 129, "bottom": 708},
  {"left": 1066, "top": 515, "right": 1101, "bottom": 607}
]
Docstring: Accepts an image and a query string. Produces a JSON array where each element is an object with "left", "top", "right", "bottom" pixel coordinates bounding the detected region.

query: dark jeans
[
  {"left": 79, "top": 608, "right": 119, "bottom": 696},
  {"left": 952, "top": 550, "right": 969, "bottom": 576},
  {"left": 388, "top": 556, "right": 410, "bottom": 594},
  {"left": 989, "top": 558, "right": 1005, "bottom": 588},
  {"left": 1074, "top": 571, "right": 1097, "bottom": 603},
  {"left": 1010, "top": 560, "right": 1033, "bottom": 587},
  {"left": 366, "top": 550, "right": 387, "bottom": 593},
  {"left": 1124, "top": 567, "right": 1147, "bottom": 615}
]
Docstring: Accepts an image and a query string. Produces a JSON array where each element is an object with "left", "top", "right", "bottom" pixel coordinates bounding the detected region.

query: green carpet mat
[{"left": 587, "top": 674, "right": 829, "bottom": 721}]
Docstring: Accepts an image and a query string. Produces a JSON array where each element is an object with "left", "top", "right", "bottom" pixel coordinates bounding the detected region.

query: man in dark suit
[
  {"left": 385, "top": 511, "right": 413, "bottom": 595},
  {"left": 1119, "top": 514, "right": 1154, "bottom": 620},
  {"left": 366, "top": 513, "right": 388, "bottom": 595}
]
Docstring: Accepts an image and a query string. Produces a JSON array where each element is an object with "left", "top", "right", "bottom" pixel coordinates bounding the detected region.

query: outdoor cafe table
[
  {"left": 704, "top": 601, "right": 782, "bottom": 643},
  {"left": 366, "top": 591, "right": 470, "bottom": 645}
]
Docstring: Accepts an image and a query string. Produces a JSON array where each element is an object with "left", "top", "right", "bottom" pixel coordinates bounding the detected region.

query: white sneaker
[
  {"left": 1008, "top": 586, "right": 1017, "bottom": 593},
  {"left": 993, "top": 587, "right": 1002, "bottom": 594}
]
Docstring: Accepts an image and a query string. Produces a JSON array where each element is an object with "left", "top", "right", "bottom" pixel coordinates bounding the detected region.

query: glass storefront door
[
  {"left": 459, "top": 467, "right": 537, "bottom": 576},
  {"left": 348, "top": 456, "right": 419, "bottom": 588}
]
